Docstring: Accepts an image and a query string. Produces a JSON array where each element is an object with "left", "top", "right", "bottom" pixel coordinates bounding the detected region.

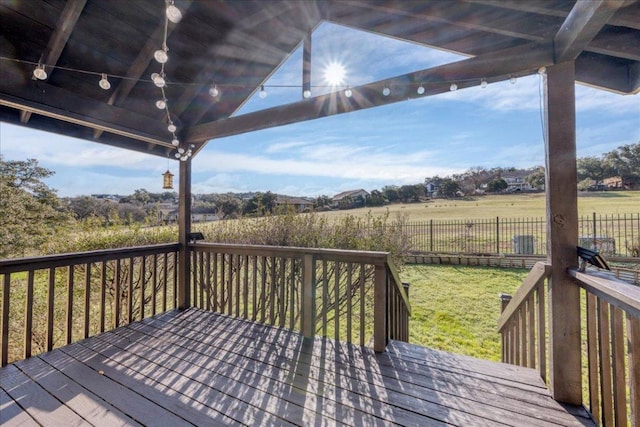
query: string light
[
  {"left": 151, "top": 72, "right": 166, "bottom": 88},
  {"left": 99, "top": 73, "right": 111, "bottom": 90},
  {"left": 171, "top": 138, "right": 179, "bottom": 146},
  {"left": 303, "top": 89, "right": 311, "bottom": 98},
  {"left": 417, "top": 84, "right": 425, "bottom": 95},
  {"left": 344, "top": 86, "right": 352, "bottom": 97},
  {"left": 382, "top": 86, "right": 390, "bottom": 96},
  {"left": 480, "top": 78, "right": 488, "bottom": 88},
  {"left": 154, "top": 46, "right": 168, "bottom": 64},
  {"left": 510, "top": 75, "right": 517, "bottom": 84},
  {"left": 538, "top": 67, "right": 546, "bottom": 75},
  {"left": 209, "top": 84, "right": 220, "bottom": 97},
  {"left": 166, "top": 0, "right": 182, "bottom": 23},
  {"left": 449, "top": 83, "right": 458, "bottom": 91},
  {"left": 156, "top": 99, "right": 167, "bottom": 109},
  {"left": 167, "top": 122, "right": 177, "bottom": 133},
  {"left": 259, "top": 85, "right": 267, "bottom": 98},
  {"left": 33, "top": 64, "right": 47, "bottom": 80}
]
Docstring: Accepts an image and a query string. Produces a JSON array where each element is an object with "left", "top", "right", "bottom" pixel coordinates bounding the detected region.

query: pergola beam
[
  {"left": 40, "top": 0, "right": 87, "bottom": 79},
  {"left": 554, "top": 0, "right": 624, "bottom": 63},
  {"left": 185, "top": 41, "right": 553, "bottom": 143}
]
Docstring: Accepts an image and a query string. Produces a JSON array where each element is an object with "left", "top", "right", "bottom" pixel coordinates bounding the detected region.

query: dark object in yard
[
  {"left": 577, "top": 246, "right": 610, "bottom": 271},
  {"left": 187, "top": 232, "right": 205, "bottom": 243}
]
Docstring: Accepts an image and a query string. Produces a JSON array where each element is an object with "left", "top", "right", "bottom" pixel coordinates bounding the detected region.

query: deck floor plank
[
  {"left": 0, "top": 387, "right": 38, "bottom": 427},
  {"left": 120, "top": 314, "right": 569, "bottom": 425},
  {"left": 141, "top": 310, "right": 584, "bottom": 423},
  {"left": 0, "top": 308, "right": 596, "bottom": 426},
  {"left": 0, "top": 364, "right": 88, "bottom": 426},
  {"left": 14, "top": 356, "right": 142, "bottom": 427}
]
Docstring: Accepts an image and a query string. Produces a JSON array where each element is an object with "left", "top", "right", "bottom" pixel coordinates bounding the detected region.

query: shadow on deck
[{"left": 1, "top": 308, "right": 594, "bottom": 426}]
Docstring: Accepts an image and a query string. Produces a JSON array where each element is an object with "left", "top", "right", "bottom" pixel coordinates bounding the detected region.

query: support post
[
  {"left": 177, "top": 159, "right": 192, "bottom": 310},
  {"left": 373, "top": 264, "right": 387, "bottom": 352},
  {"left": 301, "top": 254, "right": 316, "bottom": 338},
  {"left": 302, "top": 33, "right": 311, "bottom": 99},
  {"left": 544, "top": 61, "right": 581, "bottom": 405}
]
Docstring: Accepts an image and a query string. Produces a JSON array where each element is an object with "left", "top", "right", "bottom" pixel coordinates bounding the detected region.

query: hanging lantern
[{"left": 162, "top": 169, "right": 174, "bottom": 189}]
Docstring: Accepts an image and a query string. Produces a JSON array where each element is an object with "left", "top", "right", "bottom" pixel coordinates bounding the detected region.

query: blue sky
[{"left": 1, "top": 22, "right": 638, "bottom": 198}]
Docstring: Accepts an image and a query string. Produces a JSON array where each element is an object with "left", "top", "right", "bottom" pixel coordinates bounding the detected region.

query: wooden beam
[
  {"left": 575, "top": 52, "right": 634, "bottom": 94},
  {"left": 19, "top": 110, "right": 31, "bottom": 123},
  {"left": 302, "top": 33, "right": 311, "bottom": 98},
  {"left": 544, "top": 61, "right": 582, "bottom": 406},
  {"left": 554, "top": 0, "right": 624, "bottom": 63},
  {"left": 589, "top": 27, "right": 640, "bottom": 61},
  {"left": 0, "top": 79, "right": 172, "bottom": 148},
  {"left": 40, "top": 0, "right": 87, "bottom": 80},
  {"left": 185, "top": 41, "right": 553, "bottom": 143},
  {"left": 177, "top": 159, "right": 192, "bottom": 310}
]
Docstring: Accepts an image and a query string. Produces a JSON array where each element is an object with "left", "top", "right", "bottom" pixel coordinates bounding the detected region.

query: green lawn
[
  {"left": 401, "top": 264, "right": 528, "bottom": 361},
  {"left": 319, "top": 191, "right": 640, "bottom": 221}
]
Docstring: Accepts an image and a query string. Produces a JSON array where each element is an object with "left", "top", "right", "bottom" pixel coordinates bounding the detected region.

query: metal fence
[{"left": 404, "top": 213, "right": 640, "bottom": 257}]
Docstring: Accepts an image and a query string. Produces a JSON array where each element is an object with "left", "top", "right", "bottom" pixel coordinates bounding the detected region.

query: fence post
[
  {"left": 301, "top": 254, "right": 316, "bottom": 338},
  {"left": 373, "top": 264, "right": 387, "bottom": 352},
  {"left": 429, "top": 219, "right": 433, "bottom": 252},
  {"left": 496, "top": 216, "right": 500, "bottom": 254}
]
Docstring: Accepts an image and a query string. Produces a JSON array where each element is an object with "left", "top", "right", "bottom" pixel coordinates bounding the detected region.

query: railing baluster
[
  {"left": 322, "top": 261, "right": 328, "bottom": 337},
  {"left": 252, "top": 255, "right": 258, "bottom": 322},
  {"left": 66, "top": 264, "right": 74, "bottom": 345},
  {"left": 151, "top": 254, "right": 157, "bottom": 316},
  {"left": 100, "top": 262, "right": 106, "bottom": 333},
  {"left": 236, "top": 254, "right": 242, "bottom": 318},
  {"left": 629, "top": 315, "right": 640, "bottom": 427},
  {"left": 537, "top": 281, "right": 546, "bottom": 383},
  {"left": 46, "top": 268, "right": 55, "bottom": 352},
  {"left": 346, "top": 263, "right": 352, "bottom": 344},
  {"left": 128, "top": 258, "right": 134, "bottom": 324},
  {"left": 139, "top": 257, "right": 146, "bottom": 319},
  {"left": 586, "top": 292, "right": 600, "bottom": 424},
  {"left": 260, "top": 256, "right": 266, "bottom": 323},
  {"left": 527, "top": 295, "right": 535, "bottom": 368},
  {"left": 114, "top": 259, "right": 121, "bottom": 329},
  {"left": 610, "top": 305, "right": 627, "bottom": 425},
  {"left": 244, "top": 255, "right": 249, "bottom": 319},
  {"left": 334, "top": 261, "right": 340, "bottom": 341},
  {"left": 84, "top": 263, "right": 91, "bottom": 339},
  {"left": 24, "top": 270, "right": 34, "bottom": 359},
  {"left": 213, "top": 252, "right": 219, "bottom": 312},
  {"left": 205, "top": 252, "right": 211, "bottom": 311},
  {"left": 1, "top": 273, "right": 9, "bottom": 366},
  {"left": 597, "top": 299, "right": 614, "bottom": 426},
  {"left": 359, "top": 263, "right": 365, "bottom": 347}
]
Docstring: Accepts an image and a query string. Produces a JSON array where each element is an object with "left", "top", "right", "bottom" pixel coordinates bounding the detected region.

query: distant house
[
  {"left": 603, "top": 176, "right": 623, "bottom": 189},
  {"left": 424, "top": 180, "right": 440, "bottom": 198},
  {"left": 191, "top": 206, "right": 221, "bottom": 222},
  {"left": 332, "top": 189, "right": 369, "bottom": 203},
  {"left": 91, "top": 194, "right": 120, "bottom": 202},
  {"left": 275, "top": 196, "right": 314, "bottom": 213},
  {"left": 502, "top": 171, "right": 532, "bottom": 192}
]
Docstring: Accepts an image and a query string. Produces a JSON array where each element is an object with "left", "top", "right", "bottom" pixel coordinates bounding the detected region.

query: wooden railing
[
  {"left": 0, "top": 244, "right": 179, "bottom": 366},
  {"left": 570, "top": 269, "right": 640, "bottom": 427},
  {"left": 190, "top": 243, "right": 410, "bottom": 351},
  {"left": 497, "top": 261, "right": 551, "bottom": 382},
  {"left": 498, "top": 262, "right": 640, "bottom": 426}
]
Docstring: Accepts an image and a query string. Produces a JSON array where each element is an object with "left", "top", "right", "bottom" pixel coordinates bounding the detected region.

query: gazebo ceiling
[{"left": 1, "top": 0, "right": 638, "bottom": 159}]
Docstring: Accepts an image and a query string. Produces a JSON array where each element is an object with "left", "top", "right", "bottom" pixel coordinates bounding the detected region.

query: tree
[
  {"left": 577, "top": 156, "right": 612, "bottom": 184},
  {"left": 382, "top": 185, "right": 400, "bottom": 202},
  {"left": 605, "top": 143, "right": 640, "bottom": 187},
  {"left": 0, "top": 157, "right": 74, "bottom": 257},
  {"left": 366, "top": 190, "right": 386, "bottom": 206},
  {"left": 218, "top": 197, "right": 241, "bottom": 219},
  {"left": 486, "top": 178, "right": 508, "bottom": 193},
  {"left": 438, "top": 178, "right": 460, "bottom": 198}
]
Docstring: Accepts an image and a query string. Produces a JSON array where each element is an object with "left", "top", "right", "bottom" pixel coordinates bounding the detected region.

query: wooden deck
[{"left": 0, "top": 308, "right": 595, "bottom": 426}]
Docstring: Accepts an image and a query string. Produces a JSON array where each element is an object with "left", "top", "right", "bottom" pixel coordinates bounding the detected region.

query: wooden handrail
[
  {"left": 570, "top": 269, "right": 640, "bottom": 320},
  {"left": 0, "top": 244, "right": 180, "bottom": 274},
  {"left": 386, "top": 255, "right": 411, "bottom": 315},
  {"left": 497, "top": 261, "right": 551, "bottom": 331}
]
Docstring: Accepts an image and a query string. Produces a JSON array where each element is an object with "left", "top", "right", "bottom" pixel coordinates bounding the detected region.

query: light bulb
[
  {"left": 154, "top": 49, "right": 168, "bottom": 64},
  {"left": 417, "top": 85, "right": 425, "bottom": 95},
  {"left": 480, "top": 79, "right": 487, "bottom": 88},
  {"left": 510, "top": 76, "right": 517, "bottom": 85},
  {"left": 538, "top": 67, "right": 546, "bottom": 75},
  {"left": 156, "top": 99, "right": 167, "bottom": 109},
  {"left": 259, "top": 85, "right": 267, "bottom": 98},
  {"left": 180, "top": 155, "right": 188, "bottom": 161},
  {"left": 344, "top": 87, "right": 352, "bottom": 98},
  {"left": 166, "top": 4, "right": 182, "bottom": 23},
  {"left": 171, "top": 138, "right": 179, "bottom": 146},
  {"left": 168, "top": 123, "right": 177, "bottom": 133},
  {"left": 33, "top": 65, "right": 47, "bottom": 80},
  {"left": 382, "top": 86, "right": 390, "bottom": 96},
  {"left": 151, "top": 73, "right": 166, "bottom": 88},
  {"left": 449, "top": 83, "right": 458, "bottom": 91},
  {"left": 175, "top": 152, "right": 181, "bottom": 158},
  {"left": 99, "top": 73, "right": 111, "bottom": 90},
  {"left": 178, "top": 147, "right": 185, "bottom": 154},
  {"left": 209, "top": 84, "right": 219, "bottom": 97},
  {"left": 303, "top": 89, "right": 311, "bottom": 98}
]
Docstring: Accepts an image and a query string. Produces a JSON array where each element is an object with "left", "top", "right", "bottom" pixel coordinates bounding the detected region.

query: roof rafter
[
  {"left": 554, "top": 0, "right": 625, "bottom": 63},
  {"left": 185, "top": 41, "right": 554, "bottom": 143}
]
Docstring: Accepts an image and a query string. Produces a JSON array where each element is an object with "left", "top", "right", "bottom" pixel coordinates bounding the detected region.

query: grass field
[
  {"left": 318, "top": 191, "right": 640, "bottom": 221},
  {"left": 401, "top": 264, "right": 528, "bottom": 361}
]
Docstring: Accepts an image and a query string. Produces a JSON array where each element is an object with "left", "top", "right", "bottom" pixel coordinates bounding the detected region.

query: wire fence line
[{"left": 403, "top": 213, "right": 640, "bottom": 257}]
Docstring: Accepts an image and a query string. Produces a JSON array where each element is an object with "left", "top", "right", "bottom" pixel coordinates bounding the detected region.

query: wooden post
[
  {"left": 499, "top": 293, "right": 512, "bottom": 313},
  {"left": 301, "top": 254, "right": 316, "bottom": 338},
  {"left": 373, "top": 264, "right": 387, "bottom": 352},
  {"left": 302, "top": 33, "right": 311, "bottom": 99},
  {"left": 177, "top": 159, "right": 192, "bottom": 310},
  {"left": 544, "top": 61, "right": 581, "bottom": 405}
]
